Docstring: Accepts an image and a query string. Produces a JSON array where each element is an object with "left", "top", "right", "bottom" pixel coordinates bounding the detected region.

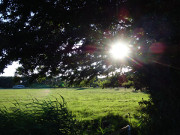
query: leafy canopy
[
  {"left": 0, "top": 0, "right": 179, "bottom": 85},
  {"left": 0, "top": 0, "right": 136, "bottom": 83}
]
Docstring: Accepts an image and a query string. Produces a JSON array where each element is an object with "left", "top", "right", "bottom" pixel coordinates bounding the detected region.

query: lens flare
[{"left": 110, "top": 41, "right": 130, "bottom": 59}]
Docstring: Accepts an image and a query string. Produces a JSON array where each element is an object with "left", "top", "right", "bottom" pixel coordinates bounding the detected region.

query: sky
[{"left": 0, "top": 61, "right": 21, "bottom": 77}]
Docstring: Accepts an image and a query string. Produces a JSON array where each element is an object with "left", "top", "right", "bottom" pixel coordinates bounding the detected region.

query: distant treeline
[
  {"left": 0, "top": 77, "right": 14, "bottom": 88},
  {"left": 0, "top": 76, "right": 66, "bottom": 88},
  {"left": 0, "top": 72, "right": 144, "bottom": 90}
]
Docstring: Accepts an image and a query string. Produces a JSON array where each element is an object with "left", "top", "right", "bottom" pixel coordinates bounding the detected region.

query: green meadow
[{"left": 0, "top": 88, "right": 149, "bottom": 123}]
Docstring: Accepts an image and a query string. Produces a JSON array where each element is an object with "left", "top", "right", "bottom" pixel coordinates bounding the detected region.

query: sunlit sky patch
[{"left": 0, "top": 61, "right": 21, "bottom": 77}]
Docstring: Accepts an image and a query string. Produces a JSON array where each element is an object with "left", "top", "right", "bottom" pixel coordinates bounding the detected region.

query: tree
[
  {"left": 126, "top": 1, "right": 180, "bottom": 134},
  {"left": 0, "top": 0, "right": 133, "bottom": 84}
]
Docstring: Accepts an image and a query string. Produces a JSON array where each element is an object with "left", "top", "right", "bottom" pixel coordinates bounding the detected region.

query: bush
[{"left": 122, "top": 80, "right": 134, "bottom": 88}]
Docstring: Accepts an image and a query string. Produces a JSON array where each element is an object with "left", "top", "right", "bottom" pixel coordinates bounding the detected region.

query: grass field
[{"left": 0, "top": 88, "right": 149, "bottom": 124}]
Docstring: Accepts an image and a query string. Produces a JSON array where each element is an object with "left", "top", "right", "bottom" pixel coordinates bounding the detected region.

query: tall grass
[{"left": 0, "top": 97, "right": 78, "bottom": 135}]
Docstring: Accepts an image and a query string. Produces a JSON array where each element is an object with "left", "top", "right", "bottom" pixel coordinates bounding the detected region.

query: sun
[{"left": 109, "top": 41, "right": 130, "bottom": 59}]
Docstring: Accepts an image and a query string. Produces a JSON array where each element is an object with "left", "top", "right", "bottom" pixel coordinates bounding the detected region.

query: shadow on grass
[
  {"left": 132, "top": 89, "right": 149, "bottom": 94},
  {"left": 77, "top": 114, "right": 138, "bottom": 135},
  {"left": 0, "top": 109, "right": 138, "bottom": 135},
  {"left": 75, "top": 88, "right": 88, "bottom": 90}
]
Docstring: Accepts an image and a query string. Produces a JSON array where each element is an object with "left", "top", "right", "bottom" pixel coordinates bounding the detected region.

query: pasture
[{"left": 0, "top": 88, "right": 149, "bottom": 123}]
